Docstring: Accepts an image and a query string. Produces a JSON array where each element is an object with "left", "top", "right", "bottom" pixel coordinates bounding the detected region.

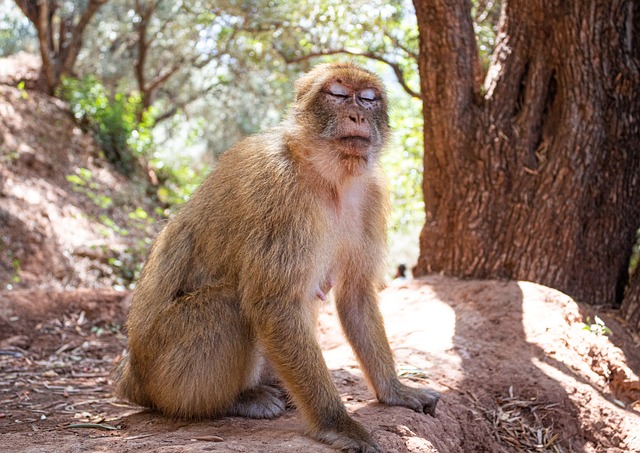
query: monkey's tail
[{"left": 111, "top": 354, "right": 151, "bottom": 408}]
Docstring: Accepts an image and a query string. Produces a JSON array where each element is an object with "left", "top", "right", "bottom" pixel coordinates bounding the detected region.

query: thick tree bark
[{"left": 412, "top": 0, "right": 640, "bottom": 308}]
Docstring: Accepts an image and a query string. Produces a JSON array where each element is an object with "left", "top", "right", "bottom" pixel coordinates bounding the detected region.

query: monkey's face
[
  {"left": 316, "top": 80, "right": 387, "bottom": 165},
  {"left": 291, "top": 63, "right": 390, "bottom": 178}
]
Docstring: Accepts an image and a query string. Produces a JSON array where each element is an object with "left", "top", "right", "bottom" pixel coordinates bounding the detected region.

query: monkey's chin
[
  {"left": 335, "top": 138, "right": 372, "bottom": 176},
  {"left": 339, "top": 154, "right": 369, "bottom": 176}
]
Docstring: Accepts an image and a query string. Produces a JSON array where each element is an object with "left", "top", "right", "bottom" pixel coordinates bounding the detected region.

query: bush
[{"left": 58, "top": 76, "right": 155, "bottom": 176}]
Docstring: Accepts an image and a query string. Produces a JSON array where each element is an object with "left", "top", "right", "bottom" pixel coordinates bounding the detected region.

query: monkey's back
[{"left": 129, "top": 129, "right": 327, "bottom": 325}]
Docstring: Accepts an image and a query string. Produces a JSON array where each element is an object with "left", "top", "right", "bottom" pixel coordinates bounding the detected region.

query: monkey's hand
[
  {"left": 378, "top": 382, "right": 440, "bottom": 416},
  {"left": 315, "top": 414, "right": 381, "bottom": 453}
]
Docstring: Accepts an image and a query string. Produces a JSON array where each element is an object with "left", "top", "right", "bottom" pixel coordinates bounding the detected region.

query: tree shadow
[
  {"left": 427, "top": 276, "right": 593, "bottom": 451},
  {"left": 576, "top": 304, "right": 640, "bottom": 373}
]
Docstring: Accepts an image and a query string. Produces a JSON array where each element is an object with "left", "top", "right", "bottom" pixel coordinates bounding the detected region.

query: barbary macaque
[{"left": 112, "top": 62, "right": 439, "bottom": 452}]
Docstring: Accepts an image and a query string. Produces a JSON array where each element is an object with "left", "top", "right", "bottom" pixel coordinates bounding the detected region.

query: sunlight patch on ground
[{"left": 379, "top": 282, "right": 463, "bottom": 385}]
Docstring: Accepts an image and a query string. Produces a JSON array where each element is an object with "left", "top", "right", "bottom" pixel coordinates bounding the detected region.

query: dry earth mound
[
  {"left": 1, "top": 277, "right": 639, "bottom": 452},
  {"left": 0, "top": 53, "right": 159, "bottom": 291}
]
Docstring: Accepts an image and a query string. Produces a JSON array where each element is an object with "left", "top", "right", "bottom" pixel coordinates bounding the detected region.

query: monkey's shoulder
[{"left": 216, "top": 130, "right": 297, "bottom": 179}]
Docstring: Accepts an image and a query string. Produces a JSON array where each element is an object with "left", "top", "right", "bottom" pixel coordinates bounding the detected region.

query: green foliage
[
  {"left": 383, "top": 94, "right": 425, "bottom": 234},
  {"left": 2, "top": 248, "right": 21, "bottom": 289},
  {"left": 58, "top": 76, "right": 154, "bottom": 176},
  {"left": 98, "top": 211, "right": 155, "bottom": 288},
  {"left": 17, "top": 81, "right": 28, "bottom": 99},
  {"left": 581, "top": 316, "right": 612, "bottom": 336},
  {"left": 90, "top": 322, "right": 122, "bottom": 337},
  {"left": 629, "top": 230, "right": 640, "bottom": 273},
  {"left": 58, "top": 75, "right": 203, "bottom": 212},
  {"left": 152, "top": 157, "right": 208, "bottom": 209},
  {"left": 66, "top": 167, "right": 113, "bottom": 209},
  {"left": 472, "top": 0, "right": 501, "bottom": 70},
  {"left": 10, "top": 257, "right": 20, "bottom": 284}
]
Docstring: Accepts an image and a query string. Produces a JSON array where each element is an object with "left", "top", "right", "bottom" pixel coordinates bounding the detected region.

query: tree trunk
[
  {"left": 412, "top": 0, "right": 640, "bottom": 308},
  {"left": 15, "top": 0, "right": 107, "bottom": 94}
]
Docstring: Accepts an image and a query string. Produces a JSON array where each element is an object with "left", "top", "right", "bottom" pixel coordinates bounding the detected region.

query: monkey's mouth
[
  {"left": 339, "top": 136, "right": 370, "bottom": 145},
  {"left": 338, "top": 136, "right": 371, "bottom": 154}
]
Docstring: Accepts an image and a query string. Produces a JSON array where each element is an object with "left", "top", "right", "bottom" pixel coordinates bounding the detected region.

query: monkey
[{"left": 112, "top": 62, "right": 440, "bottom": 453}]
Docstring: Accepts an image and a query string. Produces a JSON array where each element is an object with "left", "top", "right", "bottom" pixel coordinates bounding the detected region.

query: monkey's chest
[{"left": 325, "top": 194, "right": 365, "bottom": 265}]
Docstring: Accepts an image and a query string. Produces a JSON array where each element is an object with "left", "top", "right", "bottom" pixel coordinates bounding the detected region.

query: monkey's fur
[{"left": 113, "top": 62, "right": 439, "bottom": 453}]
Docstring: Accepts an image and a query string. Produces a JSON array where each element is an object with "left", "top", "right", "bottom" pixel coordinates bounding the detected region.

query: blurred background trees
[
  {"left": 2, "top": 0, "right": 640, "bottom": 331},
  {"left": 3, "top": 0, "right": 438, "bottom": 271}
]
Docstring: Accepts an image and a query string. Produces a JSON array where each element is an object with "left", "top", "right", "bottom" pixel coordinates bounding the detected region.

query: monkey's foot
[
  {"left": 227, "top": 384, "right": 287, "bottom": 419},
  {"left": 379, "top": 383, "right": 440, "bottom": 416},
  {"left": 315, "top": 416, "right": 381, "bottom": 453}
]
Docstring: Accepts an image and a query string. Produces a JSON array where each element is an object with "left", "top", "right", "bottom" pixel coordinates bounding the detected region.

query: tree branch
[
  {"left": 413, "top": 0, "right": 480, "bottom": 113},
  {"left": 15, "top": 0, "right": 38, "bottom": 23},
  {"left": 279, "top": 49, "right": 421, "bottom": 99},
  {"left": 60, "top": 0, "right": 108, "bottom": 75},
  {"left": 36, "top": 1, "right": 56, "bottom": 92},
  {"left": 383, "top": 30, "right": 419, "bottom": 60},
  {"left": 146, "top": 64, "right": 182, "bottom": 95}
]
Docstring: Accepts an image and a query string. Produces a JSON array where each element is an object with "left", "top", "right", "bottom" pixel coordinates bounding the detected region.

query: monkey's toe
[
  {"left": 380, "top": 384, "right": 441, "bottom": 417},
  {"left": 227, "top": 385, "right": 287, "bottom": 419},
  {"left": 421, "top": 390, "right": 440, "bottom": 416}
]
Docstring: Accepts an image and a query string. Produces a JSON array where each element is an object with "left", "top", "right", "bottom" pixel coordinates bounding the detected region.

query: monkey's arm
[
  {"left": 335, "top": 180, "right": 439, "bottom": 416},
  {"left": 236, "top": 194, "right": 380, "bottom": 451},
  {"left": 245, "top": 297, "right": 378, "bottom": 451},
  {"left": 335, "top": 279, "right": 439, "bottom": 416}
]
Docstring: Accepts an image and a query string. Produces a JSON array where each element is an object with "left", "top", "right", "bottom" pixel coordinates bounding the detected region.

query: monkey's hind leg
[
  {"left": 227, "top": 384, "right": 287, "bottom": 419},
  {"left": 225, "top": 341, "right": 289, "bottom": 419},
  {"left": 134, "top": 284, "right": 287, "bottom": 419},
  {"left": 112, "top": 352, "right": 152, "bottom": 408},
  {"left": 132, "top": 285, "right": 249, "bottom": 418}
]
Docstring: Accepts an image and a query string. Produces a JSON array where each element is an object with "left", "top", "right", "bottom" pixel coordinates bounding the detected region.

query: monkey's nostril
[{"left": 349, "top": 115, "right": 366, "bottom": 125}]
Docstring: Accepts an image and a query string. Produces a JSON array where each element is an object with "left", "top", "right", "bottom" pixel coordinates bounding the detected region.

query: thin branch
[
  {"left": 153, "top": 82, "right": 223, "bottom": 123},
  {"left": 145, "top": 64, "right": 182, "bottom": 94},
  {"left": 153, "top": 106, "right": 178, "bottom": 123},
  {"left": 279, "top": 49, "right": 420, "bottom": 98},
  {"left": 147, "top": 17, "right": 170, "bottom": 47},
  {"left": 383, "top": 30, "right": 419, "bottom": 60}
]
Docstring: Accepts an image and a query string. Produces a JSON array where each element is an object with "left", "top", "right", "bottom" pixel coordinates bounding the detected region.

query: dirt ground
[{"left": 1, "top": 276, "right": 639, "bottom": 452}]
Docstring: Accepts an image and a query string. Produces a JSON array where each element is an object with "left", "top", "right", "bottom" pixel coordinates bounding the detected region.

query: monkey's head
[{"left": 286, "top": 62, "right": 390, "bottom": 179}]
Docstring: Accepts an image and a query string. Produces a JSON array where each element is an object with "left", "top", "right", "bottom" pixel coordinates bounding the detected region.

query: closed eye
[
  {"left": 358, "top": 89, "right": 377, "bottom": 101},
  {"left": 326, "top": 82, "right": 350, "bottom": 97}
]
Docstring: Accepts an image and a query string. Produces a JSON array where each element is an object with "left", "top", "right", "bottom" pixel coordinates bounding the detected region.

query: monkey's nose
[{"left": 348, "top": 114, "right": 367, "bottom": 125}]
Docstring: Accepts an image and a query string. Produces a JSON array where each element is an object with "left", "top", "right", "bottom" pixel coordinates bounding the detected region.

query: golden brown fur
[{"left": 113, "top": 62, "right": 439, "bottom": 453}]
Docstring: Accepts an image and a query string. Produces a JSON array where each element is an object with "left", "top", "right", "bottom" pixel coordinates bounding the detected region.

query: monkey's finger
[
  {"left": 406, "top": 397, "right": 425, "bottom": 413},
  {"left": 422, "top": 399, "right": 437, "bottom": 416}
]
